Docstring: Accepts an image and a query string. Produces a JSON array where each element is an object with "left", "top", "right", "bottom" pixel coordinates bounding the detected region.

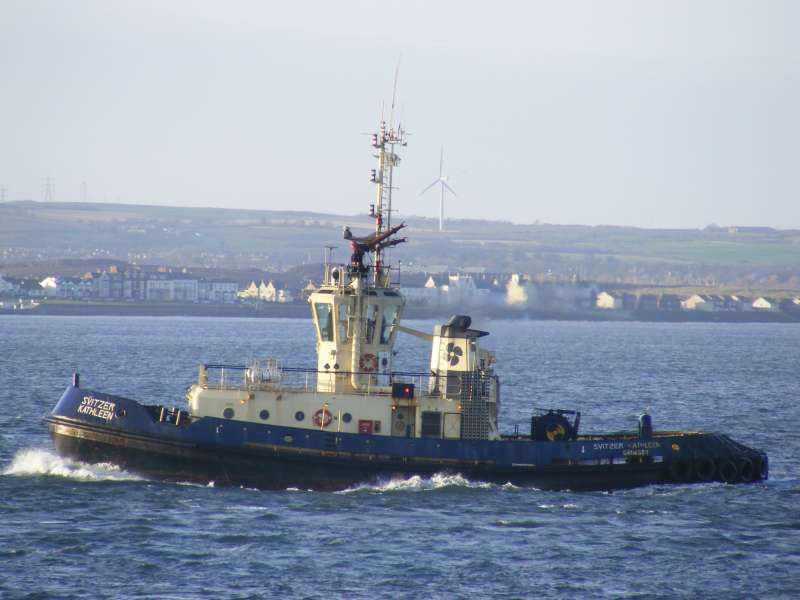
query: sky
[{"left": 1, "top": 1, "right": 798, "bottom": 229}]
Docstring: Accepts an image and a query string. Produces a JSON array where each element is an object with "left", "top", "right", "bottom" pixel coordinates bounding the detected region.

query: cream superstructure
[{"left": 186, "top": 115, "right": 499, "bottom": 441}]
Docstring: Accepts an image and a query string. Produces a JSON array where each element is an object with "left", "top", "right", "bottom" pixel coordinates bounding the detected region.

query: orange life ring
[
  {"left": 359, "top": 353, "right": 378, "bottom": 372},
  {"left": 313, "top": 408, "right": 332, "bottom": 428}
]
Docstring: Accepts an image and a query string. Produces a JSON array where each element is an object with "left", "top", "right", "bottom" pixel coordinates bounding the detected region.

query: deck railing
[{"left": 198, "top": 361, "right": 497, "bottom": 401}]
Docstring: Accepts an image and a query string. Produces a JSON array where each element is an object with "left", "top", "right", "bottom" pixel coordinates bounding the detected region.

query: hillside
[{"left": 1, "top": 201, "right": 799, "bottom": 289}]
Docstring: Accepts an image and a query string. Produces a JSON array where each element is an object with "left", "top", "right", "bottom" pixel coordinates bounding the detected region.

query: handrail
[
  {"left": 202, "top": 362, "right": 498, "bottom": 382},
  {"left": 199, "top": 361, "right": 498, "bottom": 402}
]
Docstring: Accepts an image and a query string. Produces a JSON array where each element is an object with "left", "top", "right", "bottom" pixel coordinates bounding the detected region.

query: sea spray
[
  {"left": 337, "top": 472, "right": 515, "bottom": 494},
  {"left": 2, "top": 448, "right": 141, "bottom": 482}
]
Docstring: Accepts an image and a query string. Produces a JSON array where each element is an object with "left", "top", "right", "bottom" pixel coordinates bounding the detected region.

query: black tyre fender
[
  {"left": 737, "top": 458, "right": 755, "bottom": 483},
  {"left": 694, "top": 456, "right": 716, "bottom": 482},
  {"left": 718, "top": 459, "right": 739, "bottom": 483},
  {"left": 668, "top": 459, "right": 692, "bottom": 483}
]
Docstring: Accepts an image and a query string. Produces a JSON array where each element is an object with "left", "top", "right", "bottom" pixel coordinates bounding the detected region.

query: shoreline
[{"left": 2, "top": 300, "right": 798, "bottom": 323}]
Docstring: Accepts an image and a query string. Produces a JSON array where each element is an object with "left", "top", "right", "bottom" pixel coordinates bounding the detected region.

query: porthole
[
  {"left": 223, "top": 408, "right": 234, "bottom": 419},
  {"left": 259, "top": 409, "right": 270, "bottom": 421},
  {"left": 295, "top": 410, "right": 305, "bottom": 422},
  {"left": 342, "top": 412, "right": 352, "bottom": 423}
]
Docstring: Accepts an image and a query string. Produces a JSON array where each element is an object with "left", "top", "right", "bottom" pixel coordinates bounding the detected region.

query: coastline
[{"left": 2, "top": 300, "right": 798, "bottom": 323}]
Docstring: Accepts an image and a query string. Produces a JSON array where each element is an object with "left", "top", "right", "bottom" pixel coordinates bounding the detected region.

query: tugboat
[{"left": 47, "top": 110, "right": 768, "bottom": 491}]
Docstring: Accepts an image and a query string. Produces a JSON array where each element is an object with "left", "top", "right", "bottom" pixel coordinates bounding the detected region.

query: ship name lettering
[
  {"left": 78, "top": 396, "right": 116, "bottom": 420},
  {"left": 593, "top": 441, "right": 660, "bottom": 452},
  {"left": 628, "top": 441, "right": 660, "bottom": 450},
  {"left": 593, "top": 442, "right": 624, "bottom": 451}
]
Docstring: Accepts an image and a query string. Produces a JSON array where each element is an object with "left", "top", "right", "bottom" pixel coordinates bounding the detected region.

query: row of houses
[
  {"left": 0, "top": 270, "right": 306, "bottom": 305},
  {"left": 596, "top": 291, "right": 800, "bottom": 313},
  {"left": 403, "top": 273, "right": 598, "bottom": 311},
  {"left": 3, "top": 268, "right": 799, "bottom": 314},
  {"left": 0, "top": 271, "right": 240, "bottom": 304},
  {"left": 402, "top": 273, "right": 800, "bottom": 315},
  {"left": 237, "top": 281, "right": 295, "bottom": 303}
]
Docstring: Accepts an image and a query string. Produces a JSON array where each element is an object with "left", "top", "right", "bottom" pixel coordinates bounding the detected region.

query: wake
[
  {"left": 2, "top": 448, "right": 142, "bottom": 482},
  {"left": 338, "top": 472, "right": 520, "bottom": 494}
]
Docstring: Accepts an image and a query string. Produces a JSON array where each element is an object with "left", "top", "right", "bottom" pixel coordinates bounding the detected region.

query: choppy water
[{"left": 1, "top": 316, "right": 798, "bottom": 599}]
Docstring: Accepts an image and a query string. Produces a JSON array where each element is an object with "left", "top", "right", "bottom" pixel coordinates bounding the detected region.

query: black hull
[{"left": 48, "top": 418, "right": 764, "bottom": 492}]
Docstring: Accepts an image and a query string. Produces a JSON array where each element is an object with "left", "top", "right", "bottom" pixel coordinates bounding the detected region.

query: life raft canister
[
  {"left": 313, "top": 408, "right": 333, "bottom": 428},
  {"left": 359, "top": 353, "right": 378, "bottom": 372}
]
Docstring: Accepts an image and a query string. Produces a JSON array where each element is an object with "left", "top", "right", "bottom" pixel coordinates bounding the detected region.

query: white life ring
[
  {"left": 359, "top": 353, "right": 378, "bottom": 373},
  {"left": 313, "top": 408, "right": 332, "bottom": 428}
]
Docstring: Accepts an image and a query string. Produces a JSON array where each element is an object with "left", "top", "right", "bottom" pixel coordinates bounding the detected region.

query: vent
[
  {"left": 421, "top": 411, "right": 442, "bottom": 438},
  {"left": 459, "top": 372, "right": 489, "bottom": 440}
]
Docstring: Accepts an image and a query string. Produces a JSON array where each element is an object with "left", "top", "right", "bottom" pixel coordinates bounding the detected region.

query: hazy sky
[{"left": 1, "top": 1, "right": 798, "bottom": 228}]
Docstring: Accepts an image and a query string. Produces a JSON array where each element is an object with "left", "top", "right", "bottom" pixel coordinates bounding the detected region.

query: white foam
[
  {"left": 1, "top": 448, "right": 142, "bottom": 482},
  {"left": 338, "top": 472, "right": 498, "bottom": 494}
]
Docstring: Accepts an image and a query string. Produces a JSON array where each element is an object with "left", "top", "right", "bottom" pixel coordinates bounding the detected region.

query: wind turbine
[{"left": 419, "top": 146, "right": 456, "bottom": 232}]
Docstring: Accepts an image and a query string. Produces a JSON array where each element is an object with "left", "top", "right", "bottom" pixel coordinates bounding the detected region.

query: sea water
[{"left": 0, "top": 316, "right": 798, "bottom": 599}]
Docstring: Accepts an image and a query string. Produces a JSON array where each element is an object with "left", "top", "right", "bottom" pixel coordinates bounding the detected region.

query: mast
[
  {"left": 342, "top": 72, "right": 407, "bottom": 289},
  {"left": 371, "top": 123, "right": 405, "bottom": 284},
  {"left": 369, "top": 74, "right": 406, "bottom": 286}
]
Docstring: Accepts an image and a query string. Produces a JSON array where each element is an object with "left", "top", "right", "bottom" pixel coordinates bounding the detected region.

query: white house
[
  {"left": 39, "top": 276, "right": 59, "bottom": 289},
  {"left": 596, "top": 291, "right": 622, "bottom": 310},
  {"left": 752, "top": 296, "right": 779, "bottom": 312},
  {"left": 259, "top": 281, "right": 276, "bottom": 301},
  {"left": 681, "top": 294, "right": 717, "bottom": 311},
  {"left": 238, "top": 281, "right": 260, "bottom": 299},
  {"left": 39, "top": 276, "right": 62, "bottom": 296},
  {"left": 505, "top": 274, "right": 528, "bottom": 306}
]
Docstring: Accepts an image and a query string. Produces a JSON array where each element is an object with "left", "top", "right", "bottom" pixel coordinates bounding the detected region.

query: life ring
[
  {"left": 718, "top": 459, "right": 739, "bottom": 483},
  {"left": 546, "top": 422, "right": 568, "bottom": 441},
  {"left": 694, "top": 456, "right": 716, "bottom": 482},
  {"left": 668, "top": 460, "right": 692, "bottom": 483},
  {"left": 737, "top": 458, "right": 755, "bottom": 483},
  {"left": 312, "top": 408, "right": 332, "bottom": 428},
  {"left": 359, "top": 353, "right": 378, "bottom": 373}
]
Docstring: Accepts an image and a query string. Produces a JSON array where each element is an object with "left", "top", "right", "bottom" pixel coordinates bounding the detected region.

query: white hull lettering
[
  {"left": 593, "top": 441, "right": 660, "bottom": 452},
  {"left": 78, "top": 396, "right": 116, "bottom": 421}
]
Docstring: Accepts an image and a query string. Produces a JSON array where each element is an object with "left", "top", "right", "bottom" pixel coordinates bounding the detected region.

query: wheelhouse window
[
  {"left": 314, "top": 302, "right": 333, "bottom": 342},
  {"left": 338, "top": 303, "right": 348, "bottom": 342},
  {"left": 380, "top": 305, "right": 399, "bottom": 344},
  {"left": 365, "top": 303, "right": 378, "bottom": 344}
]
